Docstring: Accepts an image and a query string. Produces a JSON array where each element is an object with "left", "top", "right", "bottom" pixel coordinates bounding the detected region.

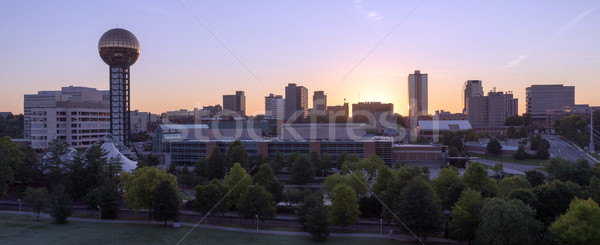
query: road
[{"left": 542, "top": 134, "right": 591, "bottom": 163}]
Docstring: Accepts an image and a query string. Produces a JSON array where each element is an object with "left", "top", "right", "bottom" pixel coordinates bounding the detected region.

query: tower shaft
[{"left": 109, "top": 66, "right": 131, "bottom": 145}]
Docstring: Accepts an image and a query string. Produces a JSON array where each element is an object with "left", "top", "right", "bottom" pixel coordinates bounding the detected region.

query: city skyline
[{"left": 2, "top": 1, "right": 600, "bottom": 116}]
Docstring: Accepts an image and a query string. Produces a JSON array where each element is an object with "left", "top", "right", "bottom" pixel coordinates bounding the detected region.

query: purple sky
[{"left": 1, "top": 0, "right": 599, "bottom": 115}]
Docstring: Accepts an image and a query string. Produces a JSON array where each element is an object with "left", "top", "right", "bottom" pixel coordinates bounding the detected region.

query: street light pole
[
  {"left": 97, "top": 205, "right": 101, "bottom": 220},
  {"left": 380, "top": 218, "right": 383, "bottom": 236},
  {"left": 17, "top": 199, "right": 21, "bottom": 212},
  {"left": 255, "top": 214, "right": 259, "bottom": 230}
]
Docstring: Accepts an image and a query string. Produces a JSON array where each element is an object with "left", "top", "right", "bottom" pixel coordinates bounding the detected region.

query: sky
[{"left": 1, "top": 0, "right": 599, "bottom": 116}]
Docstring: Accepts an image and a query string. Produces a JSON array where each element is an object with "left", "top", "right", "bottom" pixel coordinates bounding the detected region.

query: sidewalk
[{"left": 0, "top": 210, "right": 457, "bottom": 243}]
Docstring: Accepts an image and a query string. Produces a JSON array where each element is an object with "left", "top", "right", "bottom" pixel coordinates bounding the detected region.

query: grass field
[
  {"left": 469, "top": 153, "right": 551, "bottom": 166},
  {"left": 0, "top": 214, "right": 407, "bottom": 245}
]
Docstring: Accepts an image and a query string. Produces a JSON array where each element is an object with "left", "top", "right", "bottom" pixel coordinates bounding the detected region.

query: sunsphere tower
[{"left": 98, "top": 28, "right": 140, "bottom": 145}]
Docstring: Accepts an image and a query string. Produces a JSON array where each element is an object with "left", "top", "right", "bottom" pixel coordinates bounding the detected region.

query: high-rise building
[
  {"left": 408, "top": 70, "right": 428, "bottom": 117},
  {"left": 463, "top": 80, "right": 484, "bottom": 113},
  {"left": 504, "top": 92, "right": 518, "bottom": 117},
  {"left": 24, "top": 86, "right": 110, "bottom": 149},
  {"left": 98, "top": 28, "right": 140, "bottom": 145},
  {"left": 222, "top": 91, "right": 246, "bottom": 116},
  {"left": 312, "top": 91, "right": 327, "bottom": 115},
  {"left": 327, "top": 102, "right": 349, "bottom": 122},
  {"left": 285, "top": 83, "right": 308, "bottom": 122},
  {"left": 352, "top": 102, "right": 394, "bottom": 131},
  {"left": 265, "top": 93, "right": 285, "bottom": 120},
  {"left": 526, "top": 84, "right": 575, "bottom": 120},
  {"left": 467, "top": 90, "right": 517, "bottom": 128}
]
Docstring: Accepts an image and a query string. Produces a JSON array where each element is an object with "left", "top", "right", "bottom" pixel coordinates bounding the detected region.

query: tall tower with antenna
[{"left": 98, "top": 28, "right": 140, "bottom": 145}]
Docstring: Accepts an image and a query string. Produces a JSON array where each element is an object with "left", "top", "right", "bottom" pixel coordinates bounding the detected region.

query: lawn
[
  {"left": 0, "top": 214, "right": 406, "bottom": 245},
  {"left": 469, "top": 153, "right": 551, "bottom": 166}
]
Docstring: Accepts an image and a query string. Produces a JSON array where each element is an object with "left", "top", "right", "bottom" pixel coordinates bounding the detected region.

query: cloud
[
  {"left": 505, "top": 55, "right": 528, "bottom": 68},
  {"left": 355, "top": 0, "right": 384, "bottom": 23},
  {"left": 548, "top": 4, "right": 600, "bottom": 42}
]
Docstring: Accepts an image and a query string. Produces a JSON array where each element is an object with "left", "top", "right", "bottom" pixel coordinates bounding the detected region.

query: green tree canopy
[
  {"left": 23, "top": 187, "right": 48, "bottom": 221},
  {"left": 305, "top": 198, "right": 330, "bottom": 242},
  {"left": 549, "top": 198, "right": 600, "bottom": 245},
  {"left": 120, "top": 166, "right": 178, "bottom": 213},
  {"left": 398, "top": 177, "right": 441, "bottom": 239},
  {"left": 476, "top": 198, "right": 542, "bottom": 245},
  {"left": 49, "top": 184, "right": 72, "bottom": 224},
  {"left": 227, "top": 140, "right": 249, "bottom": 169},
  {"left": 0, "top": 136, "right": 23, "bottom": 197},
  {"left": 253, "top": 163, "right": 283, "bottom": 202},
  {"left": 505, "top": 115, "right": 525, "bottom": 126},
  {"left": 513, "top": 145, "right": 529, "bottom": 160},
  {"left": 207, "top": 146, "right": 225, "bottom": 180},
  {"left": 328, "top": 184, "right": 360, "bottom": 228},
  {"left": 525, "top": 170, "right": 545, "bottom": 187},
  {"left": 291, "top": 155, "right": 314, "bottom": 185},
  {"left": 486, "top": 138, "right": 502, "bottom": 155},
  {"left": 151, "top": 180, "right": 181, "bottom": 226},
  {"left": 432, "top": 167, "right": 461, "bottom": 201},
  {"left": 237, "top": 185, "right": 276, "bottom": 221},
  {"left": 194, "top": 179, "right": 229, "bottom": 216},
  {"left": 498, "top": 175, "right": 531, "bottom": 198},
  {"left": 97, "top": 180, "right": 121, "bottom": 219},
  {"left": 463, "top": 162, "right": 497, "bottom": 197},
  {"left": 450, "top": 189, "right": 483, "bottom": 244},
  {"left": 533, "top": 180, "right": 583, "bottom": 226},
  {"left": 223, "top": 163, "right": 251, "bottom": 208}
]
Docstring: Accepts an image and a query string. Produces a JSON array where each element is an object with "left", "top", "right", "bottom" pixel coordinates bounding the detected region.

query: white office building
[{"left": 24, "top": 86, "right": 110, "bottom": 149}]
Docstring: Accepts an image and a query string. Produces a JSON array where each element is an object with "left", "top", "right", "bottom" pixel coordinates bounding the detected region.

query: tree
[
  {"left": 328, "top": 184, "right": 359, "bottom": 228},
  {"left": 83, "top": 188, "right": 100, "bottom": 215},
  {"left": 137, "top": 153, "right": 159, "bottom": 169},
  {"left": 207, "top": 147, "right": 225, "bottom": 180},
  {"left": 297, "top": 193, "right": 322, "bottom": 230},
  {"left": 194, "top": 157, "right": 208, "bottom": 178},
  {"left": 491, "top": 163, "right": 504, "bottom": 178},
  {"left": 505, "top": 115, "right": 525, "bottom": 126},
  {"left": 544, "top": 158, "right": 597, "bottom": 186},
  {"left": 83, "top": 145, "right": 109, "bottom": 191},
  {"left": 320, "top": 153, "right": 334, "bottom": 174},
  {"left": 513, "top": 145, "right": 528, "bottom": 160},
  {"left": 322, "top": 173, "right": 367, "bottom": 198},
  {"left": 497, "top": 175, "right": 531, "bottom": 198},
  {"left": 432, "top": 167, "right": 461, "bottom": 201},
  {"left": 291, "top": 155, "right": 314, "bottom": 185},
  {"left": 42, "top": 138, "right": 71, "bottom": 187},
  {"left": 518, "top": 126, "right": 528, "bottom": 138},
  {"left": 533, "top": 180, "right": 583, "bottom": 226},
  {"left": 194, "top": 179, "right": 229, "bottom": 216},
  {"left": 398, "top": 177, "right": 441, "bottom": 239},
  {"left": 271, "top": 153, "right": 284, "bottom": 172},
  {"left": 305, "top": 199, "right": 330, "bottom": 242},
  {"left": 0, "top": 136, "right": 23, "bottom": 197},
  {"left": 476, "top": 198, "right": 542, "bottom": 245},
  {"left": 151, "top": 180, "right": 181, "bottom": 226},
  {"left": 509, "top": 188, "right": 539, "bottom": 209},
  {"left": 525, "top": 170, "right": 545, "bottom": 187},
  {"left": 309, "top": 151, "right": 321, "bottom": 173},
  {"left": 227, "top": 140, "right": 249, "bottom": 169},
  {"left": 23, "top": 187, "right": 48, "bottom": 221},
  {"left": 169, "top": 162, "right": 177, "bottom": 174},
  {"left": 450, "top": 189, "right": 483, "bottom": 244},
  {"left": 120, "top": 167, "right": 178, "bottom": 215},
  {"left": 536, "top": 140, "right": 550, "bottom": 160},
  {"left": 549, "top": 198, "right": 600, "bottom": 245},
  {"left": 463, "top": 162, "right": 492, "bottom": 191},
  {"left": 554, "top": 115, "right": 590, "bottom": 148},
  {"left": 254, "top": 163, "right": 283, "bottom": 202},
  {"left": 223, "top": 163, "right": 251, "bottom": 209},
  {"left": 589, "top": 176, "right": 600, "bottom": 203},
  {"left": 486, "top": 138, "right": 502, "bottom": 155},
  {"left": 237, "top": 185, "right": 276, "bottom": 221},
  {"left": 282, "top": 188, "right": 307, "bottom": 207},
  {"left": 49, "top": 184, "right": 72, "bottom": 224},
  {"left": 97, "top": 179, "right": 121, "bottom": 219},
  {"left": 506, "top": 126, "right": 519, "bottom": 139},
  {"left": 444, "top": 182, "right": 467, "bottom": 210},
  {"left": 449, "top": 137, "right": 464, "bottom": 151}
]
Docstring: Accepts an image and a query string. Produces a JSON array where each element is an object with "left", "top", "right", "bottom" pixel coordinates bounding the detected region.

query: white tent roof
[{"left": 100, "top": 141, "right": 137, "bottom": 172}]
